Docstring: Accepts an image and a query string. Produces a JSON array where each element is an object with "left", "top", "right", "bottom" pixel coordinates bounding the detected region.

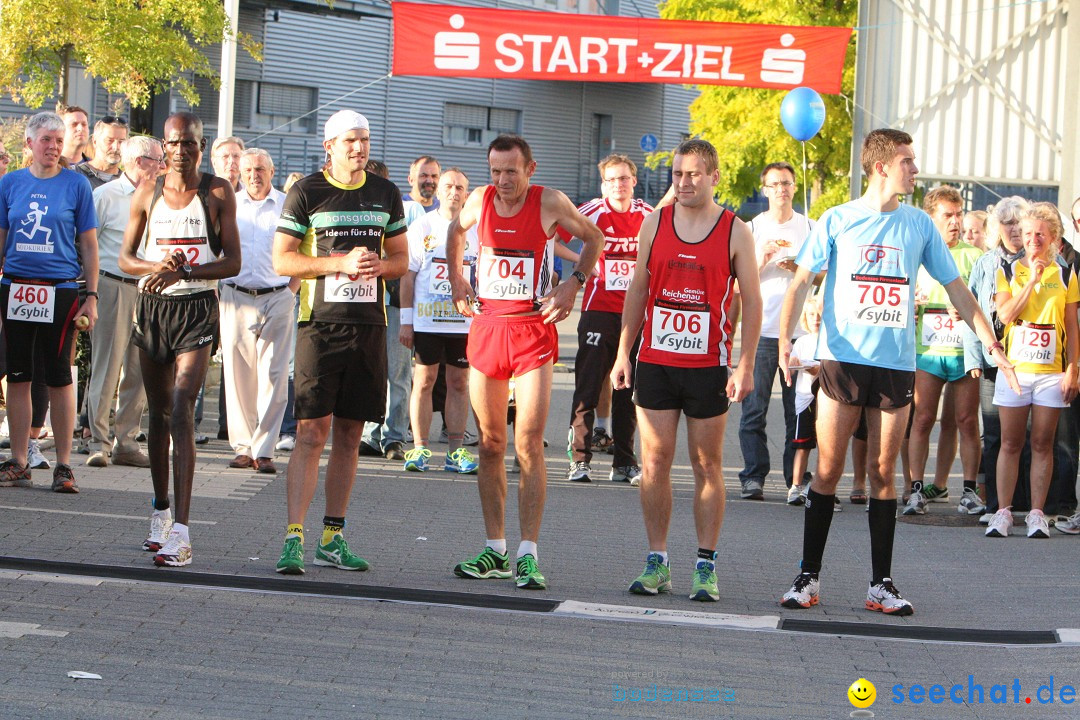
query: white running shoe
[
  {"left": 957, "top": 488, "right": 986, "bottom": 515},
  {"left": 1025, "top": 510, "right": 1050, "bottom": 539},
  {"left": 609, "top": 465, "right": 642, "bottom": 486},
  {"left": 780, "top": 572, "right": 820, "bottom": 609},
  {"left": 985, "top": 508, "right": 1013, "bottom": 537},
  {"left": 787, "top": 484, "right": 805, "bottom": 506},
  {"left": 901, "top": 485, "right": 926, "bottom": 516},
  {"left": 1055, "top": 511, "right": 1080, "bottom": 535},
  {"left": 866, "top": 578, "right": 914, "bottom": 616},
  {"left": 567, "top": 461, "right": 591, "bottom": 483},
  {"left": 275, "top": 435, "right": 295, "bottom": 452},
  {"left": 153, "top": 530, "right": 192, "bottom": 567},
  {"left": 28, "top": 439, "right": 50, "bottom": 470},
  {"left": 143, "top": 509, "right": 174, "bottom": 552}
]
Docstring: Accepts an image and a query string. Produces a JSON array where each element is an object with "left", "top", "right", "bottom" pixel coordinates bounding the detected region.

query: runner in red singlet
[
  {"left": 445, "top": 134, "right": 604, "bottom": 590},
  {"left": 612, "top": 139, "right": 762, "bottom": 602}
]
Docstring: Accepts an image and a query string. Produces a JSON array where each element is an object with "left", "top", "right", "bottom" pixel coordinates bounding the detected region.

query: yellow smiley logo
[{"left": 848, "top": 678, "right": 876, "bottom": 708}]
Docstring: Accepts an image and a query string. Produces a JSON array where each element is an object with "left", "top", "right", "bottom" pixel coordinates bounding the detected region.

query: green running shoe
[
  {"left": 453, "top": 546, "right": 511, "bottom": 579},
  {"left": 515, "top": 554, "right": 547, "bottom": 589},
  {"left": 689, "top": 561, "right": 719, "bottom": 602},
  {"left": 403, "top": 447, "right": 432, "bottom": 472},
  {"left": 276, "top": 536, "right": 305, "bottom": 575},
  {"left": 314, "top": 534, "right": 370, "bottom": 571},
  {"left": 629, "top": 552, "right": 671, "bottom": 595},
  {"left": 920, "top": 483, "right": 949, "bottom": 502}
]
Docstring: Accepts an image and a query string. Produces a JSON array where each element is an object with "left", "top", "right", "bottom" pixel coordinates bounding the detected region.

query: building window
[
  {"left": 444, "top": 103, "right": 521, "bottom": 147},
  {"left": 254, "top": 82, "right": 316, "bottom": 133},
  {"left": 184, "top": 77, "right": 316, "bottom": 134}
]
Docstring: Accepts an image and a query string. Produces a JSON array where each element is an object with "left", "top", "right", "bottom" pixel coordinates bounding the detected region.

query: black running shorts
[
  {"left": 132, "top": 290, "right": 219, "bottom": 365},
  {"left": 413, "top": 332, "right": 469, "bottom": 369},
  {"left": 633, "top": 361, "right": 730, "bottom": 419},
  {"left": 294, "top": 321, "right": 387, "bottom": 421},
  {"left": 818, "top": 359, "right": 914, "bottom": 409}
]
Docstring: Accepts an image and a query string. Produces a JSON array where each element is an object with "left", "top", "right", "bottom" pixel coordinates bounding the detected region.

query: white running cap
[{"left": 324, "top": 110, "right": 369, "bottom": 142}]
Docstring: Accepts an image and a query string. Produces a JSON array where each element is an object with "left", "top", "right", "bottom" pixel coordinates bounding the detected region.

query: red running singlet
[
  {"left": 637, "top": 204, "right": 737, "bottom": 368},
  {"left": 475, "top": 184, "right": 554, "bottom": 316}
]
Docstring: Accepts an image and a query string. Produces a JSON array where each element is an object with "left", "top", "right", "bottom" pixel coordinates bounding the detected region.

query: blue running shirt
[
  {"left": 795, "top": 200, "right": 959, "bottom": 371},
  {"left": 0, "top": 168, "right": 96, "bottom": 280}
]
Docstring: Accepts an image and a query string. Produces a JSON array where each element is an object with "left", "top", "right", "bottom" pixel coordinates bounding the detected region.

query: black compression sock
[
  {"left": 868, "top": 497, "right": 898, "bottom": 584},
  {"left": 800, "top": 489, "right": 836, "bottom": 574}
]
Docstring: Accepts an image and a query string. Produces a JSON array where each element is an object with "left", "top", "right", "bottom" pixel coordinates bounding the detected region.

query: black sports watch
[
  {"left": 180, "top": 264, "right": 193, "bottom": 281},
  {"left": 571, "top": 270, "right": 587, "bottom": 286}
]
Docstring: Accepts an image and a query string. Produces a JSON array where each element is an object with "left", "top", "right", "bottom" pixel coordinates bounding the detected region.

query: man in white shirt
[
  {"left": 399, "top": 168, "right": 478, "bottom": 474},
  {"left": 220, "top": 148, "right": 296, "bottom": 474},
  {"left": 738, "top": 162, "right": 815, "bottom": 502},
  {"left": 86, "top": 136, "right": 165, "bottom": 468}
]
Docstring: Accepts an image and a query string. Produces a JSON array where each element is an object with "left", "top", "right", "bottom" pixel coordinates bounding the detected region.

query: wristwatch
[
  {"left": 571, "top": 270, "right": 587, "bottom": 286},
  {"left": 180, "top": 264, "right": 193, "bottom": 281}
]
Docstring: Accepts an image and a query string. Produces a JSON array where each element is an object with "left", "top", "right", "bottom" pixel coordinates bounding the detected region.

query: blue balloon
[{"left": 780, "top": 87, "right": 826, "bottom": 142}]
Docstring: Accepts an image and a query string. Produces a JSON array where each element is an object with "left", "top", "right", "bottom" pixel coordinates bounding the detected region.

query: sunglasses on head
[{"left": 101, "top": 115, "right": 128, "bottom": 126}]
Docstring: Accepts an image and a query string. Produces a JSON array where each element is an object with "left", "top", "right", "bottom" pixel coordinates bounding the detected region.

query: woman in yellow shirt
[{"left": 987, "top": 203, "right": 1079, "bottom": 538}]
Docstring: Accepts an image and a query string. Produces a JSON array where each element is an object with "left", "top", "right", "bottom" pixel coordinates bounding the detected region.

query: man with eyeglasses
[
  {"left": 564, "top": 154, "right": 653, "bottom": 486},
  {"left": 85, "top": 137, "right": 166, "bottom": 470},
  {"left": 74, "top": 116, "right": 128, "bottom": 189},
  {"left": 211, "top": 137, "right": 245, "bottom": 193},
  {"left": 738, "top": 162, "right": 816, "bottom": 503}
]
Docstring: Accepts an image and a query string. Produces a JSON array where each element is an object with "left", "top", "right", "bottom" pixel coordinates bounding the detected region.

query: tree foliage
[
  {"left": 0, "top": 0, "right": 261, "bottom": 109},
  {"left": 656, "top": 0, "right": 857, "bottom": 217}
]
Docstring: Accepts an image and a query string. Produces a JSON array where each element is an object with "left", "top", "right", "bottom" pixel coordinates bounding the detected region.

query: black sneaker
[
  {"left": 359, "top": 441, "right": 382, "bottom": 457},
  {"left": 384, "top": 441, "right": 406, "bottom": 461},
  {"left": 51, "top": 463, "right": 79, "bottom": 493},
  {"left": 589, "top": 427, "right": 614, "bottom": 454}
]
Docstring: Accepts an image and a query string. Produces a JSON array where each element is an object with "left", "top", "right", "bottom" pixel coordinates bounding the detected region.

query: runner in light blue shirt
[
  {"left": 794, "top": 200, "right": 959, "bottom": 372},
  {"left": 774, "top": 128, "right": 1019, "bottom": 620}
]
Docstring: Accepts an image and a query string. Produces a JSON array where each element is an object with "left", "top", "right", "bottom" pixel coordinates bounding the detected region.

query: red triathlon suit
[
  {"left": 637, "top": 204, "right": 737, "bottom": 368},
  {"left": 468, "top": 184, "right": 559, "bottom": 380}
]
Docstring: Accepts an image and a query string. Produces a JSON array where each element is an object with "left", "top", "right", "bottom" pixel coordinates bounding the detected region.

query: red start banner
[{"left": 392, "top": 3, "right": 852, "bottom": 94}]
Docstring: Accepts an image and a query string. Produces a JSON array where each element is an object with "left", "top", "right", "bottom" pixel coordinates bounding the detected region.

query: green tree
[
  {"left": 657, "top": 0, "right": 857, "bottom": 217},
  {"left": 0, "top": 0, "right": 260, "bottom": 109}
]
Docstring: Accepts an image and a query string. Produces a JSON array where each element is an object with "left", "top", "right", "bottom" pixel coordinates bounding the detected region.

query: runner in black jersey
[{"left": 273, "top": 110, "right": 408, "bottom": 576}]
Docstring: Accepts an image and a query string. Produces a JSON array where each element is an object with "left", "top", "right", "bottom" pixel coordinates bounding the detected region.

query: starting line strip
[{"left": 0, "top": 556, "right": 1073, "bottom": 647}]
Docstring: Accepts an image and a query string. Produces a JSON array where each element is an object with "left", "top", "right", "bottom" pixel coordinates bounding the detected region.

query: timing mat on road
[{"left": 0, "top": 555, "right": 1073, "bottom": 647}]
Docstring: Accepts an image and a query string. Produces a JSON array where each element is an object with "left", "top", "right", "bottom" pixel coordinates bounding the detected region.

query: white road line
[
  {"left": 0, "top": 621, "right": 68, "bottom": 638},
  {"left": 1056, "top": 628, "right": 1080, "bottom": 644},
  {"left": 553, "top": 600, "right": 781, "bottom": 630},
  {"left": 0, "top": 506, "right": 216, "bottom": 524}
]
